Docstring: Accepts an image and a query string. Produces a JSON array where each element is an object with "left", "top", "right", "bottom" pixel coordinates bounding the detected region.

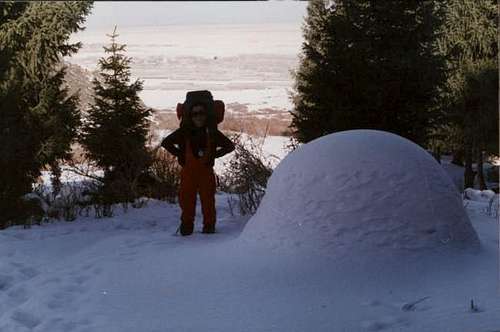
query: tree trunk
[
  {"left": 451, "top": 148, "right": 464, "bottom": 166},
  {"left": 464, "top": 142, "right": 475, "bottom": 189},
  {"left": 50, "top": 160, "right": 62, "bottom": 196},
  {"left": 477, "top": 149, "right": 487, "bottom": 190},
  {"left": 432, "top": 146, "right": 441, "bottom": 164}
]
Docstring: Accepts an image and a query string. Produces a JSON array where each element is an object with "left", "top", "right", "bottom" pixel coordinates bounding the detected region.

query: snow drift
[{"left": 242, "top": 130, "right": 479, "bottom": 257}]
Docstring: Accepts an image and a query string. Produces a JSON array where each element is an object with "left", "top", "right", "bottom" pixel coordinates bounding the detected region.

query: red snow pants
[{"left": 178, "top": 139, "right": 216, "bottom": 228}]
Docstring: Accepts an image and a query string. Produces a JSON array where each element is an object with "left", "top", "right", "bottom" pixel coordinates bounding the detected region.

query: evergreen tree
[
  {"left": 290, "top": 0, "right": 446, "bottom": 145},
  {"left": 435, "top": 0, "right": 498, "bottom": 189},
  {"left": 80, "top": 27, "right": 152, "bottom": 203},
  {"left": 0, "top": 1, "right": 92, "bottom": 228}
]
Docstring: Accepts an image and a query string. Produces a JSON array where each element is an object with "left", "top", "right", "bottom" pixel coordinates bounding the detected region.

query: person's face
[{"left": 191, "top": 105, "right": 207, "bottom": 128}]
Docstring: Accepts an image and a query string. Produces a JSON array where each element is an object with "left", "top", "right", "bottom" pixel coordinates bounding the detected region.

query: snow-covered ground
[
  {"left": 0, "top": 194, "right": 498, "bottom": 331},
  {"left": 1, "top": 130, "right": 499, "bottom": 332}
]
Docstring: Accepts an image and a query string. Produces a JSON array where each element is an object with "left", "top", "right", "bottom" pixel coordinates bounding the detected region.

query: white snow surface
[
  {"left": 1, "top": 131, "right": 499, "bottom": 332},
  {"left": 243, "top": 130, "right": 480, "bottom": 258}
]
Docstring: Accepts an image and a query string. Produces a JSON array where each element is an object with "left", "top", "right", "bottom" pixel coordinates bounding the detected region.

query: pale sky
[{"left": 83, "top": 1, "right": 308, "bottom": 29}]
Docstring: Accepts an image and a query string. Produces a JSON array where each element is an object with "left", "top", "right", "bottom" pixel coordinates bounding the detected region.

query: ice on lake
[{"left": 67, "top": 23, "right": 303, "bottom": 111}]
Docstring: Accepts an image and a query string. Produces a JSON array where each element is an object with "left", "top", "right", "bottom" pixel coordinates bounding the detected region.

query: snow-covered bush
[
  {"left": 30, "top": 181, "right": 95, "bottom": 222},
  {"left": 463, "top": 188, "right": 496, "bottom": 202},
  {"left": 464, "top": 188, "right": 500, "bottom": 217}
]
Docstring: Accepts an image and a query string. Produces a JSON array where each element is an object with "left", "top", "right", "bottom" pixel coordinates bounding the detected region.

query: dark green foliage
[
  {"left": 0, "top": 1, "right": 92, "bottom": 228},
  {"left": 434, "top": 0, "right": 498, "bottom": 188},
  {"left": 80, "top": 27, "right": 152, "bottom": 204},
  {"left": 290, "top": 0, "right": 446, "bottom": 145},
  {"left": 462, "top": 61, "right": 498, "bottom": 156}
]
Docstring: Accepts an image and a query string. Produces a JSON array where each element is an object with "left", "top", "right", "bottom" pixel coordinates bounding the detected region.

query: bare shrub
[
  {"left": 284, "top": 135, "right": 301, "bottom": 153},
  {"left": 65, "top": 158, "right": 117, "bottom": 218},
  {"left": 29, "top": 181, "right": 95, "bottom": 222},
  {"left": 54, "top": 185, "right": 82, "bottom": 221},
  {"left": 219, "top": 113, "right": 292, "bottom": 137},
  {"left": 19, "top": 192, "right": 46, "bottom": 228},
  {"left": 132, "top": 197, "right": 149, "bottom": 209},
  {"left": 487, "top": 194, "right": 499, "bottom": 217},
  {"left": 66, "top": 156, "right": 104, "bottom": 182},
  {"left": 144, "top": 146, "right": 181, "bottom": 203},
  {"left": 93, "top": 199, "right": 114, "bottom": 218},
  {"left": 65, "top": 142, "right": 181, "bottom": 217},
  {"left": 220, "top": 133, "right": 273, "bottom": 215},
  {"left": 225, "top": 194, "right": 239, "bottom": 217},
  {"left": 149, "top": 108, "right": 293, "bottom": 137}
]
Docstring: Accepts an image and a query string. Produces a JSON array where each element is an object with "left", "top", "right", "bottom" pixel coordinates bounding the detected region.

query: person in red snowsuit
[{"left": 161, "top": 102, "right": 234, "bottom": 236}]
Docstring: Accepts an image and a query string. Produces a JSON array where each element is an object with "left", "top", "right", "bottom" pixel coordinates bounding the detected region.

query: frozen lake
[{"left": 67, "top": 23, "right": 304, "bottom": 111}]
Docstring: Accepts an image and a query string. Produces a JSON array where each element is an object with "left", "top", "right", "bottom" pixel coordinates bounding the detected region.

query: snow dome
[{"left": 242, "top": 130, "right": 479, "bottom": 256}]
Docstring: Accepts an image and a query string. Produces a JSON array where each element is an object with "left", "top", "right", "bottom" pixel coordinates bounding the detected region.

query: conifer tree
[
  {"left": 290, "top": 0, "right": 446, "bottom": 146},
  {"left": 435, "top": 0, "right": 498, "bottom": 189},
  {"left": 80, "top": 27, "right": 152, "bottom": 202},
  {"left": 0, "top": 1, "right": 92, "bottom": 227}
]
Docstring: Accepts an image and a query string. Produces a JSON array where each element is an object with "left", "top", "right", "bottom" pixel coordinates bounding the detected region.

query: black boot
[
  {"left": 180, "top": 222, "right": 194, "bottom": 236},
  {"left": 202, "top": 224, "right": 216, "bottom": 234}
]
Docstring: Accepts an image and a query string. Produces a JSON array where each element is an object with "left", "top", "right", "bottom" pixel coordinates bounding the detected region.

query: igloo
[{"left": 242, "top": 130, "right": 479, "bottom": 256}]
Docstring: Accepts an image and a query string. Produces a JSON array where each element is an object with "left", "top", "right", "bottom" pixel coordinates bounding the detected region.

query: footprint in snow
[
  {"left": 46, "top": 294, "right": 71, "bottom": 310},
  {"left": 119, "top": 250, "right": 139, "bottom": 257},
  {"left": 361, "top": 320, "right": 389, "bottom": 331},
  {"left": 80, "top": 262, "right": 95, "bottom": 271},
  {"left": 19, "top": 266, "right": 39, "bottom": 279},
  {"left": 0, "top": 285, "right": 30, "bottom": 320},
  {"left": 7, "top": 287, "right": 30, "bottom": 305},
  {"left": 361, "top": 299, "right": 382, "bottom": 307},
  {"left": 0, "top": 274, "right": 14, "bottom": 291},
  {"left": 41, "top": 277, "right": 61, "bottom": 285},
  {"left": 361, "top": 316, "right": 408, "bottom": 331},
  {"left": 11, "top": 310, "right": 41, "bottom": 329},
  {"left": 45, "top": 316, "right": 92, "bottom": 332},
  {"left": 7, "top": 262, "right": 39, "bottom": 281},
  {"left": 9, "top": 261, "right": 24, "bottom": 268},
  {"left": 71, "top": 275, "right": 90, "bottom": 285},
  {"left": 126, "top": 240, "right": 148, "bottom": 248},
  {"left": 46, "top": 284, "right": 83, "bottom": 310}
]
